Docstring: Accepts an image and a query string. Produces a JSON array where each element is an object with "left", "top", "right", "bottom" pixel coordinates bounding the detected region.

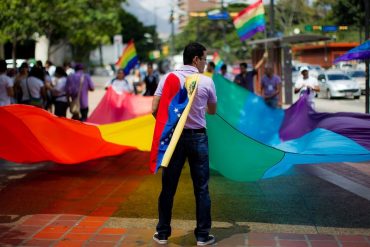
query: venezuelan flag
[
  {"left": 149, "top": 74, "right": 200, "bottom": 173},
  {"left": 115, "top": 40, "right": 138, "bottom": 75},
  {"left": 233, "top": 0, "right": 265, "bottom": 41}
]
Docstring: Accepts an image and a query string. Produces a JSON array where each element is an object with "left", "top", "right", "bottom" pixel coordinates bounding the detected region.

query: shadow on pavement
[{"left": 0, "top": 152, "right": 369, "bottom": 229}]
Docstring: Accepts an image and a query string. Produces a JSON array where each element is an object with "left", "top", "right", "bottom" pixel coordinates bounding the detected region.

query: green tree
[
  {"left": 274, "top": 0, "right": 313, "bottom": 35},
  {"left": 330, "top": 0, "right": 365, "bottom": 41},
  {"left": 118, "top": 10, "right": 158, "bottom": 62},
  {"left": 0, "top": 0, "right": 124, "bottom": 63},
  {"left": 0, "top": 0, "right": 39, "bottom": 67}
]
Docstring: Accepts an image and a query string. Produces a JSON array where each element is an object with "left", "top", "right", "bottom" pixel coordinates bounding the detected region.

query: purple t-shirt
[
  {"left": 66, "top": 71, "right": 95, "bottom": 109},
  {"left": 261, "top": 75, "right": 281, "bottom": 98},
  {"left": 154, "top": 65, "right": 217, "bottom": 129}
]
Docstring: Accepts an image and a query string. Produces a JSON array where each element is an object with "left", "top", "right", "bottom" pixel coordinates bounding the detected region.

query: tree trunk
[
  {"left": 99, "top": 44, "right": 103, "bottom": 66},
  {"left": 12, "top": 37, "right": 17, "bottom": 69}
]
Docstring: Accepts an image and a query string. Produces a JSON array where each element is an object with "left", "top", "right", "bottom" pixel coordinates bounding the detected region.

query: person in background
[
  {"left": 152, "top": 42, "right": 217, "bottom": 246},
  {"left": 0, "top": 59, "right": 14, "bottom": 106},
  {"left": 104, "top": 68, "right": 134, "bottom": 93},
  {"left": 143, "top": 63, "right": 159, "bottom": 96},
  {"left": 219, "top": 64, "right": 234, "bottom": 81},
  {"left": 63, "top": 62, "right": 75, "bottom": 76},
  {"left": 130, "top": 69, "right": 144, "bottom": 95},
  {"left": 234, "top": 56, "right": 265, "bottom": 93},
  {"left": 45, "top": 60, "right": 56, "bottom": 78},
  {"left": 204, "top": 61, "right": 215, "bottom": 77},
  {"left": 261, "top": 65, "right": 282, "bottom": 108},
  {"left": 294, "top": 66, "right": 320, "bottom": 109},
  {"left": 66, "top": 63, "right": 95, "bottom": 121},
  {"left": 52, "top": 67, "right": 69, "bottom": 117},
  {"left": 14, "top": 62, "right": 29, "bottom": 103},
  {"left": 19, "top": 66, "right": 46, "bottom": 107}
]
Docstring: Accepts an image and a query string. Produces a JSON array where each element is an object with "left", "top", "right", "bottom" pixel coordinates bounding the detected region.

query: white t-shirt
[
  {"left": 20, "top": 76, "right": 44, "bottom": 101},
  {"left": 52, "top": 77, "right": 68, "bottom": 102},
  {"left": 0, "top": 73, "right": 14, "bottom": 106},
  {"left": 295, "top": 76, "right": 319, "bottom": 100},
  {"left": 112, "top": 79, "right": 134, "bottom": 93}
]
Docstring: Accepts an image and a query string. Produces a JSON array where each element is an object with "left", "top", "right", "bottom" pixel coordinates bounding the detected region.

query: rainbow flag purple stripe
[{"left": 233, "top": 0, "right": 265, "bottom": 41}]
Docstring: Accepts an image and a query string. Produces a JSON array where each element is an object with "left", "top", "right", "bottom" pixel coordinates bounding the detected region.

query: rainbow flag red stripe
[
  {"left": 233, "top": 0, "right": 265, "bottom": 41},
  {"left": 212, "top": 52, "right": 224, "bottom": 71},
  {"left": 115, "top": 40, "right": 138, "bottom": 74}
]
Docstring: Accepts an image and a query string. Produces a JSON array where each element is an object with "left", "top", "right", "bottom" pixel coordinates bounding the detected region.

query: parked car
[
  {"left": 317, "top": 70, "right": 361, "bottom": 99},
  {"left": 347, "top": 70, "right": 366, "bottom": 95}
]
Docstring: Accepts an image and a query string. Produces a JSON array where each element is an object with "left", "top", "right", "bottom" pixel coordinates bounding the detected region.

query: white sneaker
[
  {"left": 197, "top": 235, "right": 215, "bottom": 246},
  {"left": 153, "top": 232, "right": 168, "bottom": 244}
]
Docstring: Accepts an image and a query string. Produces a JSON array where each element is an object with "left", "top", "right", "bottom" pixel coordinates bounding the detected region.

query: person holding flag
[{"left": 151, "top": 42, "right": 217, "bottom": 246}]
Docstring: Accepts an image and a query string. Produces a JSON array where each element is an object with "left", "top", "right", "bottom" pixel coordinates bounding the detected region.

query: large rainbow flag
[
  {"left": 212, "top": 52, "right": 224, "bottom": 72},
  {"left": 1, "top": 74, "right": 370, "bottom": 181},
  {"left": 88, "top": 87, "right": 153, "bottom": 125},
  {"left": 115, "top": 40, "right": 138, "bottom": 75},
  {"left": 233, "top": 0, "right": 266, "bottom": 41}
]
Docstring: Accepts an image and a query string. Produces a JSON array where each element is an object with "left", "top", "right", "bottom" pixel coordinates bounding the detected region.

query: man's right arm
[
  {"left": 207, "top": 103, "right": 217, "bottom": 115},
  {"left": 152, "top": 96, "right": 161, "bottom": 118}
]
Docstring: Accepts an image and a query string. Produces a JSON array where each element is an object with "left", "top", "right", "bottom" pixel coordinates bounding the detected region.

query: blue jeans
[{"left": 156, "top": 131, "right": 211, "bottom": 241}]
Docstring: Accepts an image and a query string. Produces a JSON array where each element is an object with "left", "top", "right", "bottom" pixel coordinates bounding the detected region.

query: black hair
[
  {"left": 55, "top": 66, "right": 67, "bottom": 77},
  {"left": 183, "top": 42, "right": 206, "bottom": 65},
  {"left": 208, "top": 61, "right": 215, "bottom": 69},
  {"left": 29, "top": 66, "right": 45, "bottom": 81},
  {"left": 36, "top": 60, "right": 43, "bottom": 68},
  {"left": 221, "top": 64, "right": 227, "bottom": 70},
  {"left": 240, "top": 62, "right": 247, "bottom": 68},
  {"left": 0, "top": 59, "right": 7, "bottom": 73}
]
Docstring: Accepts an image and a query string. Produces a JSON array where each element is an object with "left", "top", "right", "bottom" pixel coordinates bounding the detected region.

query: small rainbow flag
[
  {"left": 233, "top": 0, "right": 265, "bottom": 42},
  {"left": 212, "top": 52, "right": 224, "bottom": 71},
  {"left": 115, "top": 40, "right": 138, "bottom": 74}
]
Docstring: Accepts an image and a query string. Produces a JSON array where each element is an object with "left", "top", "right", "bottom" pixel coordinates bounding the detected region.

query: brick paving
[{"left": 0, "top": 150, "right": 369, "bottom": 246}]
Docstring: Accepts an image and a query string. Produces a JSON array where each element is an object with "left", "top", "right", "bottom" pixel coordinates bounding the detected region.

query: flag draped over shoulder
[
  {"left": 212, "top": 52, "right": 224, "bottom": 71},
  {"left": 149, "top": 73, "right": 200, "bottom": 173},
  {"left": 115, "top": 40, "right": 138, "bottom": 74},
  {"left": 233, "top": 0, "right": 265, "bottom": 41}
]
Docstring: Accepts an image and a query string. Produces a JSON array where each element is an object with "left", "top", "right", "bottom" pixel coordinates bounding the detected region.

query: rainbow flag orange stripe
[
  {"left": 233, "top": 0, "right": 265, "bottom": 41},
  {"left": 212, "top": 52, "right": 224, "bottom": 71},
  {"left": 115, "top": 40, "right": 138, "bottom": 74}
]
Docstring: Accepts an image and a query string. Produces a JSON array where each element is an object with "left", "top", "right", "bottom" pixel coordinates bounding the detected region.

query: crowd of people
[
  {"left": 0, "top": 59, "right": 97, "bottom": 121},
  {"left": 1, "top": 54, "right": 312, "bottom": 124}
]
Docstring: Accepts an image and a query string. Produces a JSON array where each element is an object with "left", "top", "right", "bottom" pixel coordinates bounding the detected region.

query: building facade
[
  {"left": 178, "top": 0, "right": 218, "bottom": 30},
  {"left": 292, "top": 42, "right": 359, "bottom": 69}
]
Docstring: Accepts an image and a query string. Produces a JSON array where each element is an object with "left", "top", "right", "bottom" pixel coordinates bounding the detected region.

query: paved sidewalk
[{"left": 0, "top": 151, "right": 369, "bottom": 246}]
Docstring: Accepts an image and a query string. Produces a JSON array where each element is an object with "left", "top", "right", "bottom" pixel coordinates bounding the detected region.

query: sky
[{"left": 123, "top": 0, "right": 271, "bottom": 39}]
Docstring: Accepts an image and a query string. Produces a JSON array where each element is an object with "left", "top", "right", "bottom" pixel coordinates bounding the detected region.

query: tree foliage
[
  {"left": 0, "top": 0, "right": 124, "bottom": 62},
  {"left": 118, "top": 10, "right": 159, "bottom": 62}
]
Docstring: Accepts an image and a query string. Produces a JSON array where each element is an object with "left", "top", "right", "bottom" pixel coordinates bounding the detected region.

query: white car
[
  {"left": 318, "top": 70, "right": 361, "bottom": 99},
  {"left": 347, "top": 70, "right": 366, "bottom": 95}
]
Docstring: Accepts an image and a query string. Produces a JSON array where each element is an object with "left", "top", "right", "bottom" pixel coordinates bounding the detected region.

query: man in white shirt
[
  {"left": 294, "top": 66, "right": 320, "bottom": 108},
  {"left": 0, "top": 59, "right": 14, "bottom": 106}
]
